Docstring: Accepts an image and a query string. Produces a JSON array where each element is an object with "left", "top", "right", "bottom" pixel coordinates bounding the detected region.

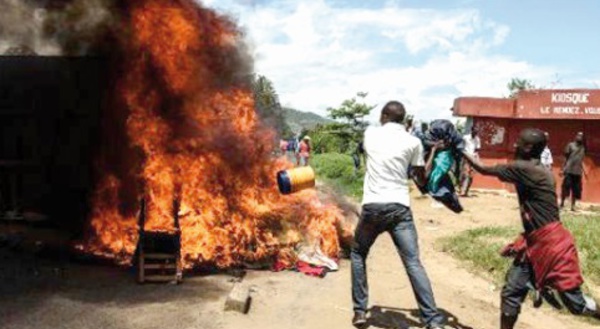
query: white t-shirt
[
  {"left": 541, "top": 147, "right": 553, "bottom": 169},
  {"left": 362, "top": 123, "right": 425, "bottom": 207},
  {"left": 463, "top": 134, "right": 481, "bottom": 155}
]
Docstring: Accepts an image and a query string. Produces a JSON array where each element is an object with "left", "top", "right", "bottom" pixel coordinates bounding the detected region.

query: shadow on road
[
  {"left": 366, "top": 305, "right": 475, "bottom": 329},
  {"left": 0, "top": 245, "right": 230, "bottom": 328}
]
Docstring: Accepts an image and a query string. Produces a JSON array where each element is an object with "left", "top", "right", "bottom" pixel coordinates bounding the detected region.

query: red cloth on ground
[
  {"left": 501, "top": 222, "right": 583, "bottom": 292},
  {"left": 295, "top": 260, "right": 328, "bottom": 278},
  {"left": 271, "top": 260, "right": 291, "bottom": 272}
]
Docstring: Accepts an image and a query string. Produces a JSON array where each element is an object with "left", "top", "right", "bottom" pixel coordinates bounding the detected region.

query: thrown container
[{"left": 277, "top": 166, "right": 316, "bottom": 194}]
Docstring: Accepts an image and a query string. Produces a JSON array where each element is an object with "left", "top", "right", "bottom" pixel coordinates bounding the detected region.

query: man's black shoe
[{"left": 352, "top": 312, "right": 367, "bottom": 328}]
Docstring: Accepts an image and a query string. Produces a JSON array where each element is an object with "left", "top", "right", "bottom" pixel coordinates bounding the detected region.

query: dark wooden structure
[
  {"left": 0, "top": 56, "right": 107, "bottom": 232},
  {"left": 136, "top": 198, "right": 183, "bottom": 284}
]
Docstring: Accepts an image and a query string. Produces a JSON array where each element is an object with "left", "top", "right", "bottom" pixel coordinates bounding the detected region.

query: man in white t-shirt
[
  {"left": 351, "top": 101, "right": 446, "bottom": 329},
  {"left": 541, "top": 132, "right": 553, "bottom": 170},
  {"left": 459, "top": 127, "right": 481, "bottom": 197}
]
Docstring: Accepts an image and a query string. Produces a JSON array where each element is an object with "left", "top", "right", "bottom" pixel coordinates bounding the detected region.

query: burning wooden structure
[
  {"left": 137, "top": 198, "right": 183, "bottom": 284},
  {"left": 1, "top": 0, "right": 349, "bottom": 278}
]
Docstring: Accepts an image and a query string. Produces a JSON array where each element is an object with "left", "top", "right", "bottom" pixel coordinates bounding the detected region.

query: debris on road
[{"left": 225, "top": 283, "right": 252, "bottom": 314}]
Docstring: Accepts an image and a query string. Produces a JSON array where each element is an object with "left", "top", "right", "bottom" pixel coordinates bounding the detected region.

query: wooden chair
[{"left": 136, "top": 198, "right": 182, "bottom": 284}]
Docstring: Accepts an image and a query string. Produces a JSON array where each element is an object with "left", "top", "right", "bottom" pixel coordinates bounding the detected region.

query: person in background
[
  {"left": 279, "top": 139, "right": 289, "bottom": 156},
  {"left": 293, "top": 137, "right": 300, "bottom": 165},
  {"left": 422, "top": 122, "right": 430, "bottom": 135},
  {"left": 405, "top": 117, "right": 414, "bottom": 133},
  {"left": 351, "top": 101, "right": 447, "bottom": 329},
  {"left": 409, "top": 119, "right": 419, "bottom": 136},
  {"left": 410, "top": 121, "right": 429, "bottom": 141},
  {"left": 297, "top": 136, "right": 311, "bottom": 166},
  {"left": 413, "top": 122, "right": 429, "bottom": 143},
  {"left": 412, "top": 122, "right": 430, "bottom": 198},
  {"left": 285, "top": 138, "right": 297, "bottom": 163},
  {"left": 353, "top": 141, "right": 364, "bottom": 176},
  {"left": 462, "top": 128, "right": 599, "bottom": 329},
  {"left": 540, "top": 132, "right": 553, "bottom": 171},
  {"left": 560, "top": 132, "right": 587, "bottom": 211},
  {"left": 459, "top": 127, "right": 481, "bottom": 197}
]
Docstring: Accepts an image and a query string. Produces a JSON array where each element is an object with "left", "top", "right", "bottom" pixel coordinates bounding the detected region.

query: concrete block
[{"left": 224, "top": 283, "right": 251, "bottom": 314}]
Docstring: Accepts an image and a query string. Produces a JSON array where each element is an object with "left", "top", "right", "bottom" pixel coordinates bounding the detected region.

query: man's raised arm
[
  {"left": 461, "top": 150, "right": 496, "bottom": 176},
  {"left": 412, "top": 166, "right": 426, "bottom": 187}
]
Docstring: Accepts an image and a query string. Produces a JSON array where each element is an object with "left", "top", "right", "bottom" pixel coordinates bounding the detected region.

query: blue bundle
[{"left": 420, "top": 119, "right": 465, "bottom": 213}]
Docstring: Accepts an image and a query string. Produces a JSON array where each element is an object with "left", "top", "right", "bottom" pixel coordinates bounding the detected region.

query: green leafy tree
[
  {"left": 252, "top": 75, "right": 293, "bottom": 138},
  {"left": 308, "top": 124, "right": 349, "bottom": 154},
  {"left": 304, "top": 92, "right": 375, "bottom": 154},
  {"left": 324, "top": 92, "right": 375, "bottom": 146},
  {"left": 507, "top": 78, "right": 535, "bottom": 98}
]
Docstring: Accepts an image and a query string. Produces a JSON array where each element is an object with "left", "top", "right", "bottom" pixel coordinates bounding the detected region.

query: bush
[
  {"left": 312, "top": 153, "right": 354, "bottom": 178},
  {"left": 312, "top": 153, "right": 364, "bottom": 199},
  {"left": 307, "top": 125, "right": 353, "bottom": 154}
]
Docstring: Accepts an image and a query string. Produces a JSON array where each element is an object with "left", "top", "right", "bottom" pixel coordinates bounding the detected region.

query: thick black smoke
[{"left": 0, "top": 0, "right": 115, "bottom": 55}]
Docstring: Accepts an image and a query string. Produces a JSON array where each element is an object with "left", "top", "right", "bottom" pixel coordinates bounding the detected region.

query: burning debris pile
[
  {"left": 57, "top": 0, "right": 352, "bottom": 269},
  {"left": 0, "top": 0, "right": 352, "bottom": 270}
]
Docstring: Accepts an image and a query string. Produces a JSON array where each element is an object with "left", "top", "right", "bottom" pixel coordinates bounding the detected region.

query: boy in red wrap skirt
[{"left": 462, "top": 128, "right": 599, "bottom": 329}]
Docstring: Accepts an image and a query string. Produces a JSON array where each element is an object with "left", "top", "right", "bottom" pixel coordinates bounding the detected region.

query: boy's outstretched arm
[{"left": 461, "top": 151, "right": 496, "bottom": 176}]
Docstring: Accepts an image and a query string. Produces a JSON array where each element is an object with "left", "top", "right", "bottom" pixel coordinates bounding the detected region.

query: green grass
[
  {"left": 562, "top": 215, "right": 600, "bottom": 284},
  {"left": 439, "top": 226, "right": 520, "bottom": 283},
  {"left": 311, "top": 153, "right": 364, "bottom": 199},
  {"left": 439, "top": 214, "right": 600, "bottom": 286}
]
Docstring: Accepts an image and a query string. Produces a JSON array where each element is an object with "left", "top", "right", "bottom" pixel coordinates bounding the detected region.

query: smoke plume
[{"left": 0, "top": 0, "right": 115, "bottom": 55}]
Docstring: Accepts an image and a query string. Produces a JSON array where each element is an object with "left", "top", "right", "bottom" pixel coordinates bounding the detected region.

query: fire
[{"left": 81, "top": 0, "right": 348, "bottom": 269}]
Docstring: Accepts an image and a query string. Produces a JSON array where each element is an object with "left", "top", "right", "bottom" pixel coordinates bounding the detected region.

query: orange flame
[{"left": 81, "top": 0, "right": 348, "bottom": 269}]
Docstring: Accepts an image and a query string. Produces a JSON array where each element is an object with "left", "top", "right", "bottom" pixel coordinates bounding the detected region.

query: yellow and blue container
[{"left": 277, "top": 166, "right": 316, "bottom": 194}]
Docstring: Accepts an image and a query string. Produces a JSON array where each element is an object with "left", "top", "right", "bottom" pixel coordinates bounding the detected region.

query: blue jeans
[{"left": 351, "top": 203, "right": 445, "bottom": 327}]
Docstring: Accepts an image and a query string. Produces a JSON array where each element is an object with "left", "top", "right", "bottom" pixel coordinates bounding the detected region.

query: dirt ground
[{"left": 1, "top": 190, "right": 599, "bottom": 329}]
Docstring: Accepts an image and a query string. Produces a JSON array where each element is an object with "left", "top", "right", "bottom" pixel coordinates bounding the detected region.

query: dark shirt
[
  {"left": 563, "top": 142, "right": 585, "bottom": 176},
  {"left": 356, "top": 142, "right": 364, "bottom": 154},
  {"left": 489, "top": 160, "right": 559, "bottom": 234}
]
